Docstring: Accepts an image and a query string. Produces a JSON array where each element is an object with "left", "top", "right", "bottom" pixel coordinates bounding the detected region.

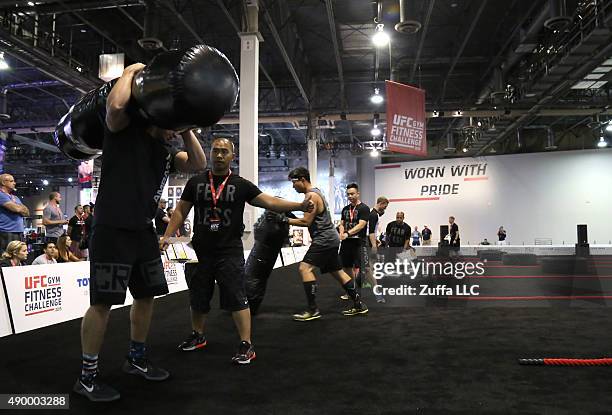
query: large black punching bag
[
  {"left": 54, "top": 80, "right": 116, "bottom": 160},
  {"left": 246, "top": 210, "right": 294, "bottom": 315},
  {"left": 131, "top": 44, "right": 239, "bottom": 130},
  {"left": 55, "top": 44, "right": 239, "bottom": 160}
]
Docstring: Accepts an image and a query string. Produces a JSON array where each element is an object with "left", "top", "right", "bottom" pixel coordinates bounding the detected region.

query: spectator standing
[
  {"left": 497, "top": 226, "right": 507, "bottom": 245},
  {"left": 0, "top": 174, "right": 29, "bottom": 249},
  {"left": 43, "top": 192, "right": 68, "bottom": 243},
  {"left": 421, "top": 225, "right": 432, "bottom": 245},
  {"left": 411, "top": 226, "right": 422, "bottom": 246},
  {"left": 68, "top": 205, "right": 87, "bottom": 258}
]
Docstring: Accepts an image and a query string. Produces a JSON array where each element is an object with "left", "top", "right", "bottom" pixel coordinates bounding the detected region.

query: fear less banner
[{"left": 385, "top": 81, "right": 427, "bottom": 156}]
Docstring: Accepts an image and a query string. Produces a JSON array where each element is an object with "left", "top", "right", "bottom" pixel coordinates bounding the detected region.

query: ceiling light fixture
[
  {"left": 370, "top": 88, "right": 384, "bottom": 104},
  {"left": 372, "top": 24, "right": 390, "bottom": 47},
  {"left": 0, "top": 52, "right": 9, "bottom": 70},
  {"left": 371, "top": 124, "right": 381, "bottom": 137},
  {"left": 370, "top": 149, "right": 379, "bottom": 157},
  {"left": 598, "top": 136, "right": 608, "bottom": 148}
]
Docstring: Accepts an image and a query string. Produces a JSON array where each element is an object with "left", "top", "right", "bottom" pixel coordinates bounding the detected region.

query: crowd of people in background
[
  {"left": 0, "top": 173, "right": 95, "bottom": 266},
  {"left": 0, "top": 174, "right": 198, "bottom": 267}
]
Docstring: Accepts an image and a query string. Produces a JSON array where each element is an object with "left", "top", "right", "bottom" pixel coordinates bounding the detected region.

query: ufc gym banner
[
  {"left": 385, "top": 80, "right": 427, "bottom": 156},
  {"left": 1, "top": 255, "right": 187, "bottom": 334},
  {"left": 0, "top": 276, "right": 12, "bottom": 337}
]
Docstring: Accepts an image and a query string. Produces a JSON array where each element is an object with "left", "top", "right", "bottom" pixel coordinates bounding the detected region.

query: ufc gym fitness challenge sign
[{"left": 385, "top": 80, "right": 427, "bottom": 156}]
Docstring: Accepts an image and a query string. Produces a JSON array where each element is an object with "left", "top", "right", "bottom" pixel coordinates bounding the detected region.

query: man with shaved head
[
  {"left": 0, "top": 173, "right": 29, "bottom": 250},
  {"left": 161, "top": 137, "right": 315, "bottom": 365}
]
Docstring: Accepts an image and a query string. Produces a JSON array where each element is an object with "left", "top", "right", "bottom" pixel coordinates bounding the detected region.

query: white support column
[
  {"left": 307, "top": 115, "right": 318, "bottom": 186},
  {"left": 239, "top": 0, "right": 262, "bottom": 250},
  {"left": 328, "top": 156, "right": 335, "bottom": 214},
  {"left": 307, "top": 139, "right": 318, "bottom": 186}
]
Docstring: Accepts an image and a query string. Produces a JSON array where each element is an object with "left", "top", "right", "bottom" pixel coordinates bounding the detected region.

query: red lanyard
[
  {"left": 208, "top": 170, "right": 232, "bottom": 211},
  {"left": 349, "top": 205, "right": 357, "bottom": 222}
]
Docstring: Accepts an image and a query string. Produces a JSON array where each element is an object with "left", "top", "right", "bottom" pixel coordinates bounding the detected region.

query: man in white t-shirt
[{"left": 32, "top": 241, "right": 58, "bottom": 265}]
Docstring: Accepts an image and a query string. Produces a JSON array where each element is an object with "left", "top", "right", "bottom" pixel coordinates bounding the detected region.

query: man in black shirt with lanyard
[
  {"left": 161, "top": 138, "right": 314, "bottom": 364},
  {"left": 339, "top": 183, "right": 374, "bottom": 310},
  {"left": 74, "top": 63, "right": 207, "bottom": 402}
]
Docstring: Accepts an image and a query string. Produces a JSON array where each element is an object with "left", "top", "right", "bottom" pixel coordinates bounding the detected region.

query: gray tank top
[{"left": 308, "top": 187, "right": 340, "bottom": 249}]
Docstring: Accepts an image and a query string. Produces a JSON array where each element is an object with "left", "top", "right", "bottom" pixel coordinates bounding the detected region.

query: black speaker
[
  {"left": 577, "top": 224, "right": 588, "bottom": 245},
  {"left": 440, "top": 225, "right": 449, "bottom": 242}
]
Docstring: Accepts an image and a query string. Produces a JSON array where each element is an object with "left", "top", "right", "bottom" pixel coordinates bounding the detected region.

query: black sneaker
[
  {"left": 122, "top": 356, "right": 170, "bottom": 381},
  {"left": 73, "top": 376, "right": 120, "bottom": 402},
  {"left": 292, "top": 309, "right": 322, "bottom": 321},
  {"left": 342, "top": 302, "right": 369, "bottom": 316},
  {"left": 177, "top": 331, "right": 207, "bottom": 352},
  {"left": 232, "top": 341, "right": 256, "bottom": 365}
]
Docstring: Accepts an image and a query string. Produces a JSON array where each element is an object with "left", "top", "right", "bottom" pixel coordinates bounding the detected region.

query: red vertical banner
[{"left": 385, "top": 80, "right": 427, "bottom": 156}]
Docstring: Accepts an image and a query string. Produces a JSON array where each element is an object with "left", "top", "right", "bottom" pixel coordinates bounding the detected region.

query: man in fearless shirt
[
  {"left": 75, "top": 62, "right": 206, "bottom": 403},
  {"left": 339, "top": 183, "right": 371, "bottom": 298},
  {"left": 161, "top": 138, "right": 314, "bottom": 365},
  {"left": 385, "top": 212, "right": 411, "bottom": 262}
]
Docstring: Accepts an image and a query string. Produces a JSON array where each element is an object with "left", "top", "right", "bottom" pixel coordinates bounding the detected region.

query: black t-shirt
[
  {"left": 83, "top": 214, "right": 93, "bottom": 237},
  {"left": 385, "top": 221, "right": 411, "bottom": 247},
  {"left": 340, "top": 202, "right": 370, "bottom": 240},
  {"left": 94, "top": 123, "right": 178, "bottom": 230},
  {"left": 421, "top": 227, "right": 432, "bottom": 241},
  {"left": 181, "top": 170, "right": 262, "bottom": 255},
  {"left": 155, "top": 208, "right": 168, "bottom": 235},
  {"left": 68, "top": 215, "right": 86, "bottom": 242},
  {"left": 367, "top": 208, "right": 381, "bottom": 247},
  {"left": 450, "top": 223, "right": 460, "bottom": 246},
  {"left": 498, "top": 230, "right": 506, "bottom": 241}
]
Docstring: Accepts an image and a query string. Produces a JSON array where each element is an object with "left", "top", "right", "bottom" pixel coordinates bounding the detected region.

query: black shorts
[
  {"left": 339, "top": 239, "right": 370, "bottom": 269},
  {"left": 89, "top": 225, "right": 168, "bottom": 306},
  {"left": 188, "top": 246, "right": 248, "bottom": 313},
  {"left": 302, "top": 246, "right": 342, "bottom": 274}
]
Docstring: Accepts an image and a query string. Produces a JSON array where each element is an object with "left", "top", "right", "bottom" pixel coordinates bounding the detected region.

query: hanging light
[
  {"left": 597, "top": 136, "right": 608, "bottom": 148},
  {"left": 372, "top": 24, "right": 390, "bottom": 47},
  {"left": 370, "top": 88, "right": 384, "bottom": 104},
  {"left": 0, "top": 52, "right": 9, "bottom": 70},
  {"left": 370, "top": 149, "right": 379, "bottom": 157},
  {"left": 371, "top": 124, "right": 381, "bottom": 137},
  {"left": 606, "top": 121, "right": 612, "bottom": 133}
]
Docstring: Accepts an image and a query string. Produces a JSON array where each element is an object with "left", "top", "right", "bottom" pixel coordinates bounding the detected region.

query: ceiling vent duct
[
  {"left": 544, "top": 0, "right": 571, "bottom": 31},
  {"left": 138, "top": 0, "right": 164, "bottom": 50},
  {"left": 395, "top": 0, "right": 422, "bottom": 34}
]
